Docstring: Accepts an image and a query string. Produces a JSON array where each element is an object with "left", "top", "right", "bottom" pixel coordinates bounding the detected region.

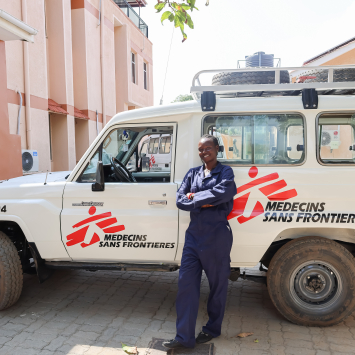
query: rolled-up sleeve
[
  {"left": 192, "top": 167, "right": 237, "bottom": 209},
  {"left": 176, "top": 170, "right": 201, "bottom": 212}
]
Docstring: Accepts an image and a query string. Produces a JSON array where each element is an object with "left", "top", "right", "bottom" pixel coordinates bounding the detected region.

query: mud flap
[{"left": 28, "top": 242, "right": 53, "bottom": 284}]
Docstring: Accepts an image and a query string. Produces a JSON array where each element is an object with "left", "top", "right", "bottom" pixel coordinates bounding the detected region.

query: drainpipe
[
  {"left": 99, "top": 0, "right": 106, "bottom": 127},
  {"left": 96, "top": 110, "right": 99, "bottom": 136},
  {"left": 16, "top": 91, "right": 22, "bottom": 135},
  {"left": 22, "top": 0, "right": 32, "bottom": 149}
]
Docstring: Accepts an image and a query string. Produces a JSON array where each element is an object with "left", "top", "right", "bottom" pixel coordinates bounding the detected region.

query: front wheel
[
  {"left": 0, "top": 231, "right": 23, "bottom": 310},
  {"left": 267, "top": 236, "right": 355, "bottom": 326}
]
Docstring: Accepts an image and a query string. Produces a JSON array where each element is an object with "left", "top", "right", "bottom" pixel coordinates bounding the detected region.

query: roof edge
[{"left": 303, "top": 36, "right": 355, "bottom": 65}]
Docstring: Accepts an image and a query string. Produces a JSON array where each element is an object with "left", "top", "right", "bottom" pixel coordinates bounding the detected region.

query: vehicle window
[
  {"left": 78, "top": 126, "right": 173, "bottom": 183},
  {"left": 148, "top": 137, "right": 159, "bottom": 154},
  {"left": 203, "top": 113, "right": 305, "bottom": 165},
  {"left": 159, "top": 136, "right": 171, "bottom": 154},
  {"left": 140, "top": 141, "right": 148, "bottom": 157},
  {"left": 317, "top": 113, "right": 355, "bottom": 164}
]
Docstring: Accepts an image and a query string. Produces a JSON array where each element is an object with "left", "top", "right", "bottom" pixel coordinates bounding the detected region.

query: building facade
[
  {"left": 290, "top": 36, "right": 355, "bottom": 80},
  {"left": 0, "top": 0, "right": 153, "bottom": 179}
]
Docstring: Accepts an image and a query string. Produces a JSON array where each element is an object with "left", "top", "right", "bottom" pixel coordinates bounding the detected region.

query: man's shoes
[
  {"left": 196, "top": 331, "right": 214, "bottom": 344},
  {"left": 162, "top": 339, "right": 185, "bottom": 349}
]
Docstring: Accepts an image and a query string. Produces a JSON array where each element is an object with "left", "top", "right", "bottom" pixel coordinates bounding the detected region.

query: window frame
[
  {"left": 72, "top": 123, "right": 177, "bottom": 183},
  {"left": 143, "top": 62, "right": 148, "bottom": 90},
  {"left": 201, "top": 111, "right": 307, "bottom": 167},
  {"left": 131, "top": 52, "right": 136, "bottom": 84},
  {"left": 316, "top": 111, "right": 355, "bottom": 166}
]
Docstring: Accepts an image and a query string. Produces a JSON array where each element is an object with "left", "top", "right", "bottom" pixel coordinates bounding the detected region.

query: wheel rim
[{"left": 289, "top": 260, "right": 343, "bottom": 311}]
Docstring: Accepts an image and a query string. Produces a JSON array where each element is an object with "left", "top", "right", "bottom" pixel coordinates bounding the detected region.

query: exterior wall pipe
[
  {"left": 16, "top": 91, "right": 22, "bottom": 135},
  {"left": 96, "top": 110, "right": 99, "bottom": 136},
  {"left": 21, "top": 0, "right": 32, "bottom": 149},
  {"left": 99, "top": 0, "right": 106, "bottom": 127}
]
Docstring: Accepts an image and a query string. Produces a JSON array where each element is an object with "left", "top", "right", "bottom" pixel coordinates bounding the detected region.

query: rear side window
[
  {"left": 159, "top": 136, "right": 171, "bottom": 154},
  {"left": 317, "top": 113, "right": 355, "bottom": 164},
  {"left": 203, "top": 113, "right": 305, "bottom": 165},
  {"left": 148, "top": 138, "right": 159, "bottom": 154}
]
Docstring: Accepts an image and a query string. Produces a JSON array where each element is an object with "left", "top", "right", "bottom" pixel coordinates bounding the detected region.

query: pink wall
[{"left": 0, "top": 0, "right": 153, "bottom": 177}]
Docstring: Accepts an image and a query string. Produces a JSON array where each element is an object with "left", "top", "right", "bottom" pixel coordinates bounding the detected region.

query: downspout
[
  {"left": 16, "top": 91, "right": 22, "bottom": 135},
  {"left": 96, "top": 110, "right": 99, "bottom": 136},
  {"left": 99, "top": 0, "right": 106, "bottom": 128},
  {"left": 22, "top": 0, "right": 31, "bottom": 149}
]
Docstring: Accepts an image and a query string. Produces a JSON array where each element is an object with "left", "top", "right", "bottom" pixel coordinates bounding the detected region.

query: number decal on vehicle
[{"left": 1, "top": 205, "right": 6, "bottom": 213}]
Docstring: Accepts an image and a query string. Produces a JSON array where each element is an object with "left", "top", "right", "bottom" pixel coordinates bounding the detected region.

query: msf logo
[
  {"left": 66, "top": 206, "right": 125, "bottom": 248},
  {"left": 149, "top": 155, "right": 156, "bottom": 168},
  {"left": 227, "top": 166, "right": 297, "bottom": 224}
]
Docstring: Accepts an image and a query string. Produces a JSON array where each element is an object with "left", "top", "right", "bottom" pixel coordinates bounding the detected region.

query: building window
[
  {"left": 132, "top": 52, "right": 136, "bottom": 84},
  {"left": 143, "top": 62, "right": 148, "bottom": 90}
]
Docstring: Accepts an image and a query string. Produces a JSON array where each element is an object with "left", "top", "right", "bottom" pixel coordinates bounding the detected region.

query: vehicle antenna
[
  {"left": 160, "top": 26, "right": 175, "bottom": 105},
  {"left": 44, "top": 170, "right": 48, "bottom": 185}
]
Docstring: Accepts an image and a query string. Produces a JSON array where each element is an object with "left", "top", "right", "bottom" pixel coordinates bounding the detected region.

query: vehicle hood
[{"left": 0, "top": 171, "right": 71, "bottom": 186}]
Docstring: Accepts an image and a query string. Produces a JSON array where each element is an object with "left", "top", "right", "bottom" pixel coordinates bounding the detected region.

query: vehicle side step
[{"left": 45, "top": 261, "right": 179, "bottom": 272}]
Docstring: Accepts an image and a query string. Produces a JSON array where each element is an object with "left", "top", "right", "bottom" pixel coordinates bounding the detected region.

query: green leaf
[
  {"left": 180, "top": 27, "right": 187, "bottom": 42},
  {"left": 121, "top": 343, "right": 138, "bottom": 354},
  {"left": 176, "top": 10, "right": 186, "bottom": 22},
  {"left": 154, "top": 2, "right": 166, "bottom": 12},
  {"left": 186, "top": 13, "right": 194, "bottom": 28},
  {"left": 174, "top": 15, "right": 182, "bottom": 28},
  {"left": 168, "top": 13, "right": 175, "bottom": 22},
  {"left": 171, "top": 2, "right": 178, "bottom": 9},
  {"left": 161, "top": 10, "right": 172, "bottom": 24},
  {"left": 181, "top": 4, "right": 191, "bottom": 10}
]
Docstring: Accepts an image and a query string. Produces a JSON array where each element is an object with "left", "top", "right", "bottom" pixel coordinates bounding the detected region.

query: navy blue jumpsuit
[{"left": 175, "top": 162, "right": 237, "bottom": 348}]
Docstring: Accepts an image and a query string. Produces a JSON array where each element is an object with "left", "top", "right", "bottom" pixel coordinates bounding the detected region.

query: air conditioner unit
[
  {"left": 22, "top": 150, "right": 39, "bottom": 173},
  {"left": 321, "top": 128, "right": 340, "bottom": 147}
]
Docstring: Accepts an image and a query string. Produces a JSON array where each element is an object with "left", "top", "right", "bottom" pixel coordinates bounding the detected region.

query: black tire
[
  {"left": 297, "top": 68, "right": 355, "bottom": 83},
  {"left": 0, "top": 231, "right": 23, "bottom": 310},
  {"left": 212, "top": 70, "right": 290, "bottom": 85},
  {"left": 267, "top": 236, "right": 355, "bottom": 327}
]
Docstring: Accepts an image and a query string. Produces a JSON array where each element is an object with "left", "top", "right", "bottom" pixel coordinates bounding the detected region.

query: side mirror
[
  {"left": 92, "top": 161, "right": 105, "bottom": 191},
  {"left": 349, "top": 145, "right": 355, "bottom": 151},
  {"left": 218, "top": 146, "right": 224, "bottom": 152},
  {"left": 297, "top": 144, "right": 304, "bottom": 151}
]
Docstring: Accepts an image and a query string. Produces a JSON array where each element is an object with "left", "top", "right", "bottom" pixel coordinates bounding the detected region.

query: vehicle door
[{"left": 60, "top": 123, "right": 179, "bottom": 263}]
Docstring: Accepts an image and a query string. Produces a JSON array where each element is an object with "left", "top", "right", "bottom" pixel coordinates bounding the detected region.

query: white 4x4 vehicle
[{"left": 2, "top": 65, "right": 355, "bottom": 327}]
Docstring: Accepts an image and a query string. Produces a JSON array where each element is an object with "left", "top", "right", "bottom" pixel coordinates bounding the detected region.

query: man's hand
[{"left": 186, "top": 193, "right": 195, "bottom": 200}]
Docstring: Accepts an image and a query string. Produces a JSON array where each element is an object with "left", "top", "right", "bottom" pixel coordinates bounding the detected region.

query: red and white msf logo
[
  {"left": 149, "top": 155, "right": 156, "bottom": 168},
  {"left": 66, "top": 206, "right": 125, "bottom": 248},
  {"left": 227, "top": 166, "right": 297, "bottom": 224}
]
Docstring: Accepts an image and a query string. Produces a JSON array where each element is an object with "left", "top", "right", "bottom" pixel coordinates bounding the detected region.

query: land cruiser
[{"left": 1, "top": 64, "right": 355, "bottom": 327}]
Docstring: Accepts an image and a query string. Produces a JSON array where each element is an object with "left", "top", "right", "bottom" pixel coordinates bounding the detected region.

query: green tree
[
  {"left": 155, "top": 1, "right": 209, "bottom": 42},
  {"left": 172, "top": 94, "right": 194, "bottom": 102}
]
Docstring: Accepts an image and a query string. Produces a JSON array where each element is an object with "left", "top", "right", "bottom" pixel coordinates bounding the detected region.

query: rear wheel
[
  {"left": 0, "top": 231, "right": 23, "bottom": 310},
  {"left": 267, "top": 236, "right": 355, "bottom": 326}
]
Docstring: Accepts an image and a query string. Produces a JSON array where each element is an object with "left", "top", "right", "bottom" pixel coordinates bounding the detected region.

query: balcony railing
[{"left": 114, "top": 0, "right": 148, "bottom": 38}]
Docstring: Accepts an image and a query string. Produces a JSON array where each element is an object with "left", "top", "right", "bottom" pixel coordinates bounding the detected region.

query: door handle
[{"left": 148, "top": 200, "right": 167, "bottom": 206}]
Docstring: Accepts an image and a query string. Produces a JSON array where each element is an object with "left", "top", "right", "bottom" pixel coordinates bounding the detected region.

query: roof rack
[{"left": 191, "top": 65, "right": 355, "bottom": 101}]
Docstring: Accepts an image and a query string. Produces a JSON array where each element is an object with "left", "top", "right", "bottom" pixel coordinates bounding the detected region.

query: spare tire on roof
[
  {"left": 212, "top": 70, "right": 290, "bottom": 86},
  {"left": 296, "top": 68, "right": 355, "bottom": 83}
]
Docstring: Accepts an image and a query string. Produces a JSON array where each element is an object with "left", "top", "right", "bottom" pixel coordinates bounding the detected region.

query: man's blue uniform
[{"left": 175, "top": 162, "right": 237, "bottom": 348}]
